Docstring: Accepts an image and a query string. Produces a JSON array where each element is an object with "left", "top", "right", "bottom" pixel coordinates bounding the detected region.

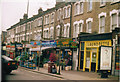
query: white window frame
[
  {"left": 74, "top": 2, "right": 79, "bottom": 15},
  {"left": 98, "top": 12, "right": 106, "bottom": 33},
  {"left": 67, "top": 6, "right": 71, "bottom": 18},
  {"left": 74, "top": 1, "right": 83, "bottom": 16},
  {"left": 111, "top": 0, "right": 120, "bottom": 4},
  {"left": 86, "top": 18, "right": 93, "bottom": 33},
  {"left": 78, "top": 20, "right": 84, "bottom": 33},
  {"left": 44, "top": 28, "right": 49, "bottom": 38},
  {"left": 63, "top": 7, "right": 67, "bottom": 19},
  {"left": 56, "top": 25, "right": 60, "bottom": 37},
  {"left": 51, "top": 12, "right": 55, "bottom": 23},
  {"left": 50, "top": 27, "right": 54, "bottom": 38},
  {"left": 57, "top": 9, "right": 62, "bottom": 20},
  {"left": 99, "top": 16, "right": 105, "bottom": 33},
  {"left": 64, "top": 23, "right": 70, "bottom": 38},
  {"left": 80, "top": 2, "right": 83, "bottom": 14},
  {"left": 66, "top": 25, "right": 70, "bottom": 38},
  {"left": 87, "top": 0, "right": 92, "bottom": 12},
  {"left": 44, "top": 15, "right": 49, "bottom": 25},
  {"left": 38, "top": 17, "right": 42, "bottom": 26},
  {"left": 110, "top": 9, "right": 119, "bottom": 32}
]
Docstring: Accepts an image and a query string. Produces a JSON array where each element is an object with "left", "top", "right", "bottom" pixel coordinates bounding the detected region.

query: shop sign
[
  {"left": 42, "top": 40, "right": 56, "bottom": 47},
  {"left": 56, "top": 38, "right": 71, "bottom": 47},
  {"left": 30, "top": 41, "right": 40, "bottom": 46},
  {"left": 65, "top": 49, "right": 71, "bottom": 51},
  {"left": 69, "top": 39, "right": 78, "bottom": 48},
  {"left": 6, "top": 45, "right": 10, "bottom": 50},
  {"left": 100, "top": 46, "right": 112, "bottom": 70},
  {"left": 3, "top": 46, "right": 6, "bottom": 50},
  {"left": 10, "top": 44, "right": 15, "bottom": 51},
  {"left": 16, "top": 44, "right": 23, "bottom": 49},
  {"left": 30, "top": 40, "right": 56, "bottom": 48},
  {"left": 57, "top": 38, "right": 78, "bottom": 48},
  {"left": 25, "top": 44, "right": 31, "bottom": 48},
  {"left": 86, "top": 40, "right": 111, "bottom": 47}
]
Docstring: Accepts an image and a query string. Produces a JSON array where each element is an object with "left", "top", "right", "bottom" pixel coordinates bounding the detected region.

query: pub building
[
  {"left": 78, "top": 28, "right": 120, "bottom": 75},
  {"left": 56, "top": 38, "right": 78, "bottom": 70}
]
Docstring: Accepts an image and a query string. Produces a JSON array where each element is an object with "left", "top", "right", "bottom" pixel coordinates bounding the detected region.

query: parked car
[{"left": 2, "top": 55, "right": 18, "bottom": 74}]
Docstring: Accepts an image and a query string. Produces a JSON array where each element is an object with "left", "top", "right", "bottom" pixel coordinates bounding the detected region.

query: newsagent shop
[{"left": 78, "top": 33, "right": 112, "bottom": 73}]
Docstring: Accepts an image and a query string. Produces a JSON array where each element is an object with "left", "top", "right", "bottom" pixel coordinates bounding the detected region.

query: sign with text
[
  {"left": 86, "top": 40, "right": 111, "bottom": 47},
  {"left": 10, "top": 44, "right": 15, "bottom": 51},
  {"left": 100, "top": 46, "right": 112, "bottom": 70},
  {"left": 30, "top": 40, "right": 56, "bottom": 48},
  {"left": 56, "top": 38, "right": 78, "bottom": 48},
  {"left": 16, "top": 44, "right": 23, "bottom": 49},
  {"left": 42, "top": 40, "right": 56, "bottom": 47}
]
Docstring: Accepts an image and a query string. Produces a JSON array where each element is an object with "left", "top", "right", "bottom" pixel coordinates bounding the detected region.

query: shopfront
[
  {"left": 56, "top": 38, "right": 78, "bottom": 70},
  {"left": 10, "top": 43, "right": 15, "bottom": 59},
  {"left": 78, "top": 33, "right": 112, "bottom": 72},
  {"left": 6, "top": 45, "right": 10, "bottom": 57},
  {"left": 30, "top": 40, "right": 57, "bottom": 67},
  {"left": 15, "top": 43, "right": 23, "bottom": 57}
]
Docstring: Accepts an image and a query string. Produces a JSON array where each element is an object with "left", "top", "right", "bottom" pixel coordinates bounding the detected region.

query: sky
[{"left": 0, "top": 0, "right": 56, "bottom": 33}]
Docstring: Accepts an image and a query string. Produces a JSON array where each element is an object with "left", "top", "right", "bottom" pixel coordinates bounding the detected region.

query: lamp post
[
  {"left": 57, "top": 11, "right": 65, "bottom": 74},
  {"left": 24, "top": 0, "right": 29, "bottom": 55},
  {"left": 38, "top": 40, "right": 42, "bottom": 71}
]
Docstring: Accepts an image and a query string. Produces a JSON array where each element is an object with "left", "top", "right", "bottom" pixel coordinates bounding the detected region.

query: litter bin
[
  {"left": 52, "top": 65, "right": 57, "bottom": 74},
  {"left": 48, "top": 62, "right": 55, "bottom": 73}
]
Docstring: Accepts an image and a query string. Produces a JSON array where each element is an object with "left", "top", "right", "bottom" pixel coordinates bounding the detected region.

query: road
[{"left": 5, "top": 67, "right": 62, "bottom": 80}]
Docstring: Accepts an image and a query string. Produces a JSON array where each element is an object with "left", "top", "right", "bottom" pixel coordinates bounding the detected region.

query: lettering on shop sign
[{"left": 86, "top": 40, "right": 111, "bottom": 47}]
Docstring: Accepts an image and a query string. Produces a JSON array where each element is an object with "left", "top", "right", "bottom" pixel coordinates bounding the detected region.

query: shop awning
[{"left": 30, "top": 46, "right": 54, "bottom": 51}]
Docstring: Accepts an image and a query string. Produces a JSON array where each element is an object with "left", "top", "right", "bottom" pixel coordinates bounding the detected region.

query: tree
[{"left": 49, "top": 51, "right": 56, "bottom": 62}]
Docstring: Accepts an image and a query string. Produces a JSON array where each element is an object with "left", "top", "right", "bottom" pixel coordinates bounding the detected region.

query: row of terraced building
[{"left": 6, "top": 0, "right": 120, "bottom": 76}]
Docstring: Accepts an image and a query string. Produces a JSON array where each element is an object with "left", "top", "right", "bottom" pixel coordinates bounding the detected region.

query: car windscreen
[{"left": 2, "top": 55, "right": 13, "bottom": 61}]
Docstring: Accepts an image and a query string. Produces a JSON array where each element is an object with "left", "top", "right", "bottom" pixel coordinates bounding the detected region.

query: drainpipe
[{"left": 69, "top": 2, "right": 73, "bottom": 38}]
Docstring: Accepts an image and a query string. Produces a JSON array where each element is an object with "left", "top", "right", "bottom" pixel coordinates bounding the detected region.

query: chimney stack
[
  {"left": 38, "top": 7, "right": 43, "bottom": 14},
  {"left": 23, "top": 13, "right": 28, "bottom": 20}
]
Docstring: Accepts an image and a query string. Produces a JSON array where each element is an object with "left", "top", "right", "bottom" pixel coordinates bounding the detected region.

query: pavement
[{"left": 19, "top": 66, "right": 119, "bottom": 81}]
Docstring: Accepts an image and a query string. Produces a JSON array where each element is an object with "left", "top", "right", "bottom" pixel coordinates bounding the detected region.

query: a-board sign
[{"left": 100, "top": 46, "right": 112, "bottom": 70}]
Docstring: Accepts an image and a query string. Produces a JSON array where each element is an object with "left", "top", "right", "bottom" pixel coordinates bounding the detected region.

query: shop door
[
  {"left": 80, "top": 51, "right": 84, "bottom": 69},
  {"left": 91, "top": 49, "right": 97, "bottom": 72}
]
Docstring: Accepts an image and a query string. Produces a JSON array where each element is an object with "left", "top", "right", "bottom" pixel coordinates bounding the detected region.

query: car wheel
[{"left": 6, "top": 70, "right": 12, "bottom": 74}]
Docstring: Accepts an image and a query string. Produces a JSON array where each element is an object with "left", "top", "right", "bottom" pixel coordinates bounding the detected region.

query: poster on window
[{"left": 100, "top": 46, "right": 112, "bottom": 70}]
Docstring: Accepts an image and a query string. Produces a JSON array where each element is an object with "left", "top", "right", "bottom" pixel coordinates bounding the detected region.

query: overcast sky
[{"left": 0, "top": 0, "right": 56, "bottom": 33}]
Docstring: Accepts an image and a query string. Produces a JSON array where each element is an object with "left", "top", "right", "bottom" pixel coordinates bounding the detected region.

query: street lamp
[
  {"left": 38, "top": 40, "right": 42, "bottom": 71},
  {"left": 24, "top": 0, "right": 29, "bottom": 55}
]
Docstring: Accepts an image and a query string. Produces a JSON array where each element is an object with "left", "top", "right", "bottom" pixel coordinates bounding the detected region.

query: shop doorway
[
  {"left": 80, "top": 51, "right": 84, "bottom": 69},
  {"left": 91, "top": 49, "right": 97, "bottom": 72}
]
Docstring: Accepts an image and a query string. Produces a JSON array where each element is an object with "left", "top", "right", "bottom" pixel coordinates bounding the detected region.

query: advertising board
[{"left": 100, "top": 46, "right": 112, "bottom": 70}]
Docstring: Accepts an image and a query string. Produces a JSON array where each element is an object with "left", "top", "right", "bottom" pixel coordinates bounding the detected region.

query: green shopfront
[{"left": 56, "top": 38, "right": 78, "bottom": 70}]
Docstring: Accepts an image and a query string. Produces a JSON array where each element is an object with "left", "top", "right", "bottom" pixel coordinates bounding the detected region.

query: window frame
[{"left": 87, "top": 0, "right": 92, "bottom": 12}]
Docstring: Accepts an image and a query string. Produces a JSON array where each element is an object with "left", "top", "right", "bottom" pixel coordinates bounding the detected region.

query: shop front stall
[
  {"left": 10, "top": 43, "right": 15, "bottom": 59},
  {"left": 15, "top": 43, "right": 23, "bottom": 57},
  {"left": 6, "top": 45, "right": 10, "bottom": 57},
  {"left": 30, "top": 40, "right": 57, "bottom": 68},
  {"left": 56, "top": 38, "right": 78, "bottom": 70}
]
